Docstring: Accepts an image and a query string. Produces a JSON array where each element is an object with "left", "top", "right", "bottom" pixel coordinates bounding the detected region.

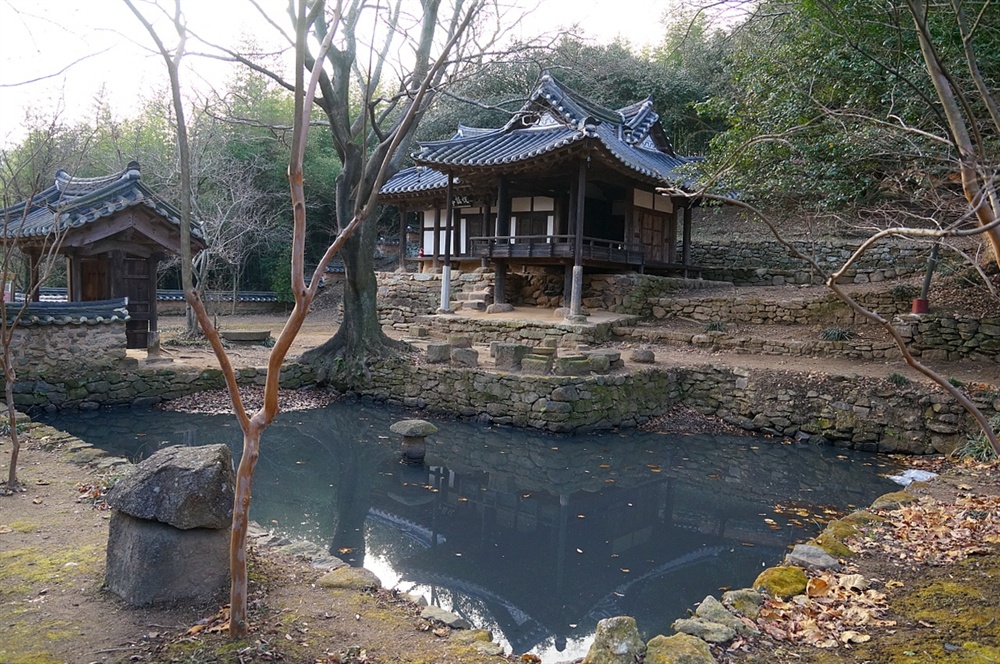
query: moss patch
[
  {"left": 854, "top": 552, "right": 1000, "bottom": 663},
  {"left": 753, "top": 566, "right": 807, "bottom": 599},
  {"left": 3, "top": 521, "right": 38, "bottom": 534},
  {"left": 0, "top": 545, "right": 101, "bottom": 596}
]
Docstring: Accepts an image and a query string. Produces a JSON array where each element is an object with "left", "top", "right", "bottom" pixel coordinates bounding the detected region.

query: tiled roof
[
  {"left": 0, "top": 162, "right": 203, "bottom": 241},
  {"left": 381, "top": 74, "right": 695, "bottom": 197},
  {"left": 6, "top": 298, "right": 129, "bottom": 326}
]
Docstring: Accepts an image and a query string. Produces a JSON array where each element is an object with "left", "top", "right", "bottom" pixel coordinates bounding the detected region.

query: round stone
[{"left": 389, "top": 419, "right": 438, "bottom": 437}]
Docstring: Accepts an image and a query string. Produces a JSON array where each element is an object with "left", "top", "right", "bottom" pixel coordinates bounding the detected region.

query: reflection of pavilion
[{"left": 365, "top": 459, "right": 779, "bottom": 654}]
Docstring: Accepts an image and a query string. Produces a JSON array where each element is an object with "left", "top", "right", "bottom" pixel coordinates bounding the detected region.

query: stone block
[
  {"left": 451, "top": 347, "right": 479, "bottom": 368},
  {"left": 494, "top": 343, "right": 531, "bottom": 370},
  {"left": 106, "top": 444, "right": 235, "bottom": 530},
  {"left": 448, "top": 335, "right": 473, "bottom": 348},
  {"left": 426, "top": 343, "right": 452, "bottom": 364},
  {"left": 104, "top": 512, "right": 230, "bottom": 607},
  {"left": 520, "top": 355, "right": 551, "bottom": 375},
  {"left": 486, "top": 303, "right": 514, "bottom": 314},
  {"left": 630, "top": 348, "right": 656, "bottom": 364},
  {"left": 554, "top": 355, "right": 592, "bottom": 376}
]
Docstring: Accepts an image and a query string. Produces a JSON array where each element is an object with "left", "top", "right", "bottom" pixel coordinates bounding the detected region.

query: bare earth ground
[{"left": 2, "top": 275, "right": 1000, "bottom": 663}]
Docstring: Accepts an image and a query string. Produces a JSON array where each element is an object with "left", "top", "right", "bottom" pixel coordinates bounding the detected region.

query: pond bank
[{"left": 6, "top": 349, "right": 996, "bottom": 455}]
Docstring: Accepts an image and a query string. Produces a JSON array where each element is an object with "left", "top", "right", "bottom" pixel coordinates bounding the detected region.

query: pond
[{"left": 44, "top": 400, "right": 900, "bottom": 660}]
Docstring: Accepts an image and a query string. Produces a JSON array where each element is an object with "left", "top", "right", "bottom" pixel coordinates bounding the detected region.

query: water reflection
[{"left": 44, "top": 400, "right": 899, "bottom": 658}]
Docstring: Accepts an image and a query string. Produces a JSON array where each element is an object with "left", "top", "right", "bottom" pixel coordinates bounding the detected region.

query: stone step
[{"left": 454, "top": 291, "right": 492, "bottom": 301}]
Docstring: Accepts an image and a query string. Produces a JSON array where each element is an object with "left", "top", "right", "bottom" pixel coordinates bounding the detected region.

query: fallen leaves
[
  {"left": 756, "top": 570, "right": 894, "bottom": 649},
  {"left": 159, "top": 386, "right": 339, "bottom": 415},
  {"left": 850, "top": 493, "right": 1000, "bottom": 566}
]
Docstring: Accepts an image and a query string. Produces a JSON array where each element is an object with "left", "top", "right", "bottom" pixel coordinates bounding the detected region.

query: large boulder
[
  {"left": 582, "top": 616, "right": 646, "bottom": 664},
  {"left": 106, "top": 444, "right": 235, "bottom": 530},
  {"left": 104, "top": 513, "right": 230, "bottom": 607},
  {"left": 104, "top": 444, "right": 235, "bottom": 607}
]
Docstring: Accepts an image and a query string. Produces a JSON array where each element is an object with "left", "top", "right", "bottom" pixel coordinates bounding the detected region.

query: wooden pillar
[
  {"left": 67, "top": 254, "right": 82, "bottom": 302},
  {"left": 496, "top": 177, "right": 510, "bottom": 236},
  {"left": 567, "top": 161, "right": 587, "bottom": 321},
  {"left": 109, "top": 251, "right": 125, "bottom": 299},
  {"left": 433, "top": 205, "right": 441, "bottom": 270},
  {"left": 682, "top": 203, "right": 693, "bottom": 278},
  {"left": 439, "top": 174, "right": 454, "bottom": 313},
  {"left": 28, "top": 252, "right": 40, "bottom": 302},
  {"left": 398, "top": 205, "right": 408, "bottom": 272}
]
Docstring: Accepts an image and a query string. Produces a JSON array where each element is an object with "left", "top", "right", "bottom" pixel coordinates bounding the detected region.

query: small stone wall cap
[{"left": 390, "top": 419, "right": 439, "bottom": 437}]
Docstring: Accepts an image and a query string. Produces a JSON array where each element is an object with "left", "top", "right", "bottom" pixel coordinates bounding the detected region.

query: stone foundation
[
  {"left": 9, "top": 322, "right": 127, "bottom": 380},
  {"left": 688, "top": 239, "right": 929, "bottom": 286},
  {"left": 355, "top": 358, "right": 994, "bottom": 454},
  {"left": 8, "top": 364, "right": 315, "bottom": 412}
]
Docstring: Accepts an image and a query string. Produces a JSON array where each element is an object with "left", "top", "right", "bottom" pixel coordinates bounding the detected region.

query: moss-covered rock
[
  {"left": 753, "top": 566, "right": 807, "bottom": 599},
  {"left": 582, "top": 616, "right": 646, "bottom": 664},
  {"left": 721, "top": 588, "right": 762, "bottom": 619},
  {"left": 317, "top": 567, "right": 381, "bottom": 591},
  {"left": 645, "top": 633, "right": 716, "bottom": 664},
  {"left": 870, "top": 490, "right": 917, "bottom": 510}
]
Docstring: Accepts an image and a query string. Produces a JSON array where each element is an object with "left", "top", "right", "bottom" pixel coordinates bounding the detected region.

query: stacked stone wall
[
  {"left": 646, "top": 291, "right": 913, "bottom": 326},
  {"left": 9, "top": 323, "right": 127, "bottom": 380},
  {"left": 356, "top": 358, "right": 994, "bottom": 454},
  {"left": 689, "top": 240, "right": 928, "bottom": 286},
  {"left": 8, "top": 364, "right": 314, "bottom": 413}
]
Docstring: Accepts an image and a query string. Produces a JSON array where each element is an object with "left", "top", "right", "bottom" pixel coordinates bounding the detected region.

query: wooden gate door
[
  {"left": 123, "top": 258, "right": 152, "bottom": 349},
  {"left": 639, "top": 211, "right": 664, "bottom": 263}
]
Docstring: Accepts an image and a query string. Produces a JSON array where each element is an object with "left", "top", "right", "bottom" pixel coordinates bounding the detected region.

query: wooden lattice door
[{"left": 123, "top": 257, "right": 152, "bottom": 349}]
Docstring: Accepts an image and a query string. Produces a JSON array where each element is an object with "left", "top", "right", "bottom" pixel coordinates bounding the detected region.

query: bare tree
[
  {"left": 173, "top": 0, "right": 483, "bottom": 637},
  {"left": 0, "top": 131, "right": 74, "bottom": 492},
  {"left": 206, "top": 0, "right": 508, "bottom": 385},
  {"left": 123, "top": 0, "right": 199, "bottom": 334}
]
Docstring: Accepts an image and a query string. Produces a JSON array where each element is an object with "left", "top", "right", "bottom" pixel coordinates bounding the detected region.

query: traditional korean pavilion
[
  {"left": 380, "top": 73, "right": 699, "bottom": 319},
  {"left": 0, "top": 162, "right": 204, "bottom": 348}
]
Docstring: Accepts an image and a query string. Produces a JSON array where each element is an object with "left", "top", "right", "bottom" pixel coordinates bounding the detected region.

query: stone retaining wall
[
  {"left": 377, "top": 270, "right": 725, "bottom": 329},
  {"left": 10, "top": 322, "right": 127, "bottom": 380},
  {"left": 8, "top": 363, "right": 315, "bottom": 413},
  {"left": 646, "top": 291, "right": 914, "bottom": 326},
  {"left": 355, "top": 358, "right": 993, "bottom": 454},
  {"left": 619, "top": 312, "right": 1000, "bottom": 365},
  {"left": 689, "top": 240, "right": 929, "bottom": 286}
]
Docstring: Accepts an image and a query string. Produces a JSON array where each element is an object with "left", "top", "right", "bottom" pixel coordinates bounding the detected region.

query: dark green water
[{"left": 44, "top": 400, "right": 899, "bottom": 659}]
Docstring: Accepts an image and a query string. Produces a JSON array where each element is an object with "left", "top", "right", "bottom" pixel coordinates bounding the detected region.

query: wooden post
[
  {"left": 568, "top": 161, "right": 587, "bottom": 321},
  {"left": 439, "top": 174, "right": 454, "bottom": 313},
  {"left": 682, "top": 203, "right": 693, "bottom": 278},
  {"left": 433, "top": 205, "right": 441, "bottom": 270},
  {"left": 398, "top": 205, "right": 408, "bottom": 272}
]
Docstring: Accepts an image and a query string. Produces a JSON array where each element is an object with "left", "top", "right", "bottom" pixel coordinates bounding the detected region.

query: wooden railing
[{"left": 469, "top": 235, "right": 645, "bottom": 266}]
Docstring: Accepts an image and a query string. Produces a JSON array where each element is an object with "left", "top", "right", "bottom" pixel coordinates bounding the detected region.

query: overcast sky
[{"left": 0, "top": 0, "right": 682, "bottom": 147}]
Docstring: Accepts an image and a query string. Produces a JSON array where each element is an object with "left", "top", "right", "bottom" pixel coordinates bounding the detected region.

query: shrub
[
  {"left": 890, "top": 284, "right": 920, "bottom": 300},
  {"left": 820, "top": 326, "right": 853, "bottom": 341},
  {"left": 952, "top": 414, "right": 1000, "bottom": 462},
  {"left": 887, "top": 373, "right": 909, "bottom": 386}
]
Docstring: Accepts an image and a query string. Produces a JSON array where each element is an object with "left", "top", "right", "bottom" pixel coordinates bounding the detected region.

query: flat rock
[
  {"left": 631, "top": 348, "right": 656, "bottom": 363},
  {"left": 318, "top": 566, "right": 381, "bottom": 591},
  {"left": 106, "top": 444, "right": 234, "bottom": 530},
  {"left": 671, "top": 617, "right": 736, "bottom": 644},
  {"left": 421, "top": 606, "right": 471, "bottom": 629},
  {"left": 784, "top": 543, "right": 842, "bottom": 570}
]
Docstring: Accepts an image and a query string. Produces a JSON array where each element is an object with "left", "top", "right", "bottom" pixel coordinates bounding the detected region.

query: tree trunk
[
  {"left": 3, "top": 352, "right": 19, "bottom": 490},
  {"left": 299, "top": 224, "right": 403, "bottom": 387},
  {"left": 228, "top": 424, "right": 261, "bottom": 637}
]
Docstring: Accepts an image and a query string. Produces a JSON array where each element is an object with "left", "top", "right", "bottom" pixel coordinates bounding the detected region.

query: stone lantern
[{"left": 389, "top": 419, "right": 438, "bottom": 464}]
